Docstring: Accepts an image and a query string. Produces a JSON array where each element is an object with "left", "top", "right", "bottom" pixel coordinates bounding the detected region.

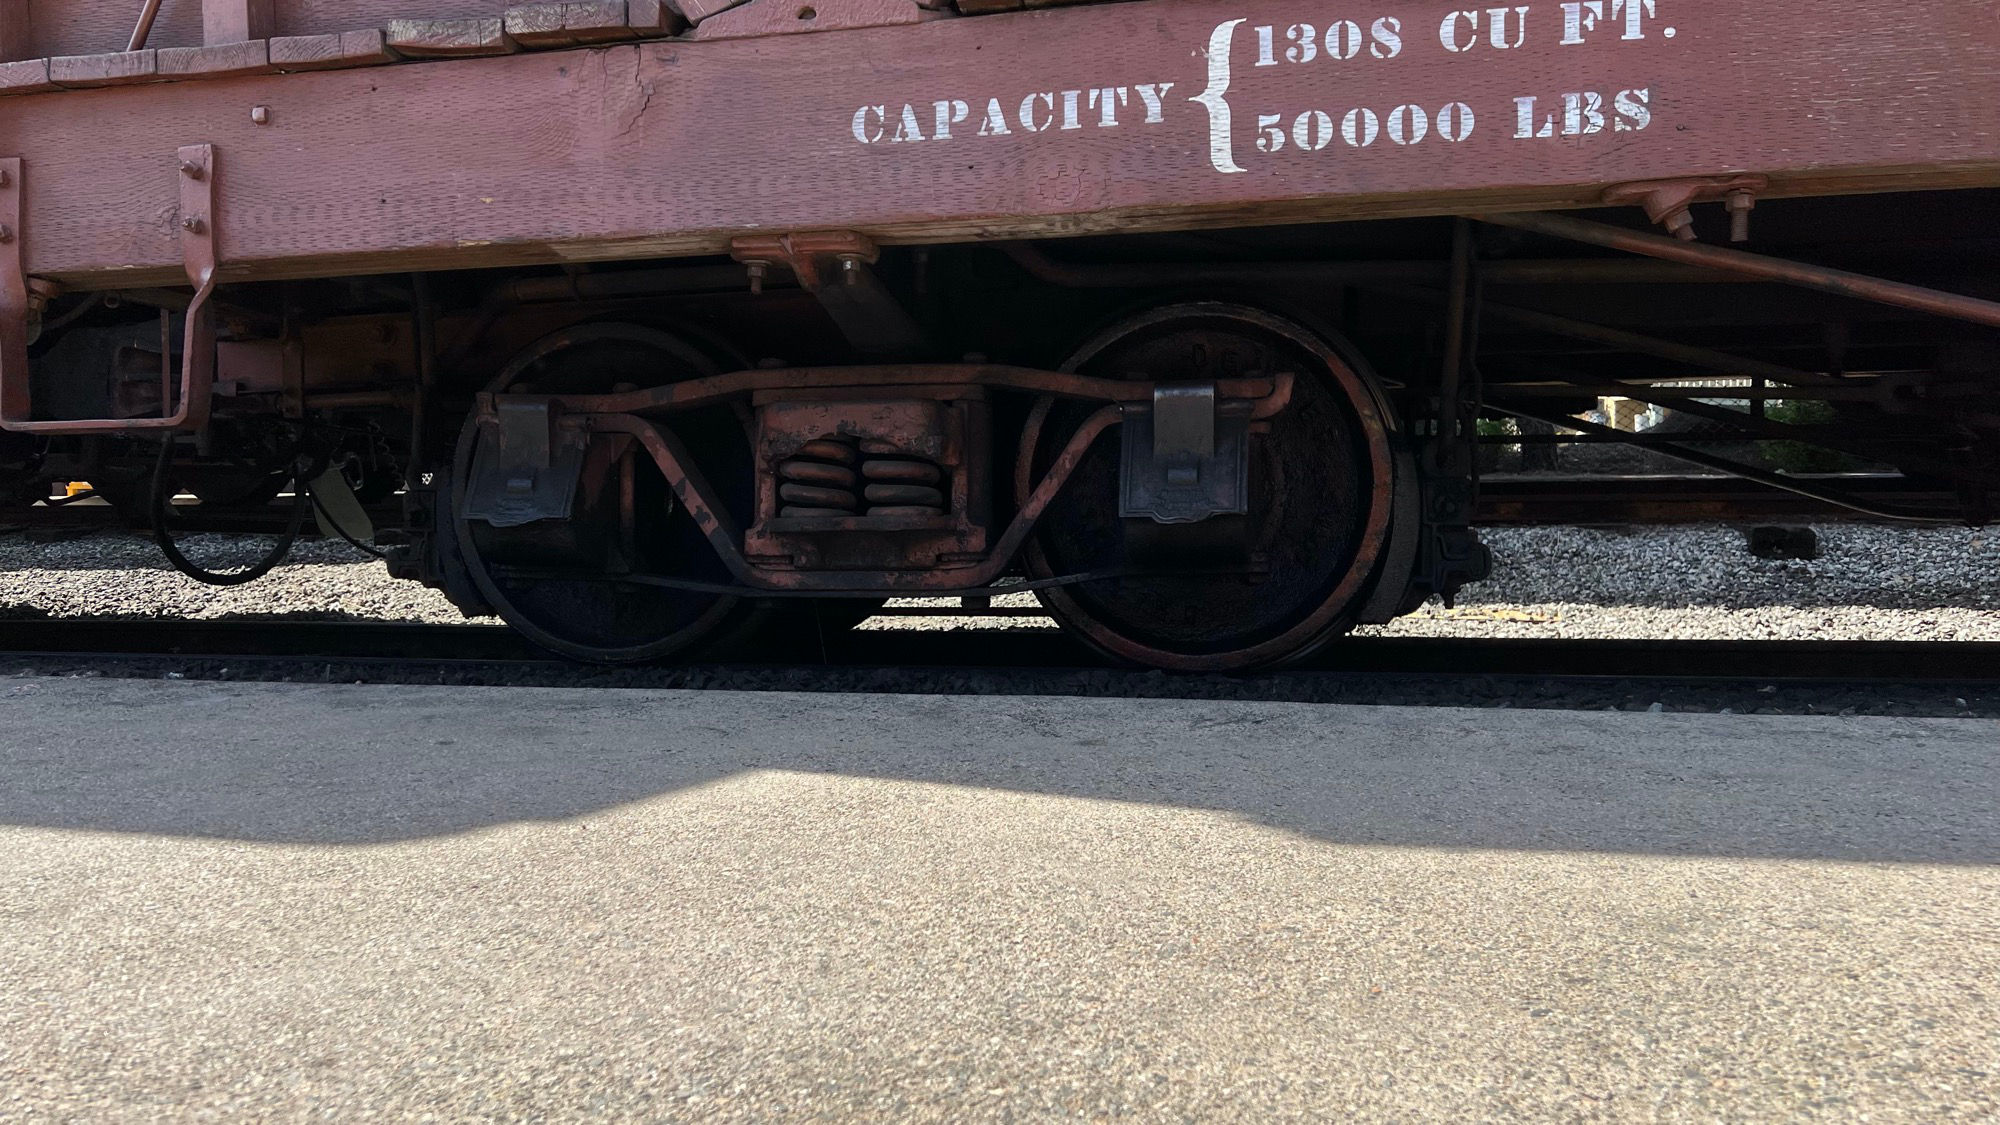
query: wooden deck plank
[
  {"left": 15, "top": 1, "right": 694, "bottom": 59},
  {"left": 269, "top": 30, "right": 400, "bottom": 72},
  {"left": 566, "top": 2, "right": 644, "bottom": 43},
  {"left": 49, "top": 49, "right": 160, "bottom": 88},
  {"left": 505, "top": 3, "right": 643, "bottom": 48},
  {"left": 159, "top": 39, "right": 276, "bottom": 78},
  {"left": 670, "top": 0, "right": 753, "bottom": 23},
  {"left": 0, "top": 59, "right": 56, "bottom": 98},
  {"left": 504, "top": 4, "right": 577, "bottom": 48},
  {"left": 385, "top": 18, "right": 518, "bottom": 58},
  {"left": 688, "top": 0, "right": 940, "bottom": 41}
]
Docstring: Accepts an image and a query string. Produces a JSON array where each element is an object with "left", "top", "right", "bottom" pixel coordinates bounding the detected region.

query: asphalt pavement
[{"left": 1, "top": 678, "right": 1994, "bottom": 1119}]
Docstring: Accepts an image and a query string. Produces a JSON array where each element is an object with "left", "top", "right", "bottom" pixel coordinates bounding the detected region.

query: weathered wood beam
[
  {"left": 49, "top": 49, "right": 159, "bottom": 87},
  {"left": 160, "top": 39, "right": 275, "bottom": 78},
  {"left": 17, "top": 0, "right": 697, "bottom": 59},
  {"left": 269, "top": 30, "right": 400, "bottom": 73},
  {"left": 629, "top": 0, "right": 684, "bottom": 35},
  {"left": 202, "top": 0, "right": 274, "bottom": 46},
  {"left": 4, "top": 0, "right": 1998, "bottom": 290},
  {"left": 689, "top": 0, "right": 943, "bottom": 41},
  {"left": 506, "top": 3, "right": 661, "bottom": 48},
  {"left": 670, "top": 0, "right": 753, "bottom": 23},
  {"left": 0, "top": 59, "right": 53, "bottom": 97},
  {"left": 505, "top": 4, "right": 585, "bottom": 48},
  {"left": 386, "top": 18, "right": 518, "bottom": 58},
  {"left": 0, "top": 7, "right": 31, "bottom": 63}
]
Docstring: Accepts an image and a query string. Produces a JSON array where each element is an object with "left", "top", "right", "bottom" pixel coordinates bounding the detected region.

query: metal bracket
[
  {"left": 731, "top": 230, "right": 879, "bottom": 293},
  {"left": 1153, "top": 382, "right": 1217, "bottom": 468},
  {"left": 1120, "top": 381, "right": 1249, "bottom": 524},
  {"left": 1602, "top": 174, "right": 1768, "bottom": 243},
  {"left": 729, "top": 230, "right": 928, "bottom": 357},
  {"left": 461, "top": 396, "right": 591, "bottom": 527},
  {"left": 0, "top": 145, "right": 220, "bottom": 433}
]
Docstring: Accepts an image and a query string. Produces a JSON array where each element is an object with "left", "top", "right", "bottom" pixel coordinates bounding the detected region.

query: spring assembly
[{"left": 777, "top": 436, "right": 949, "bottom": 517}]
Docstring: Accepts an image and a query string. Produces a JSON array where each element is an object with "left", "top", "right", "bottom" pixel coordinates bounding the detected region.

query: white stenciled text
[
  {"left": 844, "top": 5, "right": 1680, "bottom": 174},
  {"left": 850, "top": 84, "right": 1177, "bottom": 145}
]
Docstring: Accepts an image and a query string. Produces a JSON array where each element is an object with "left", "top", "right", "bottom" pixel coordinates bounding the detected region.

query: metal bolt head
[
  {"left": 180, "top": 160, "right": 205, "bottom": 180},
  {"left": 1663, "top": 208, "right": 1698, "bottom": 241},
  {"left": 250, "top": 105, "right": 270, "bottom": 125},
  {"left": 744, "top": 260, "right": 769, "bottom": 295},
  {"left": 181, "top": 216, "right": 206, "bottom": 234},
  {"left": 1725, "top": 189, "right": 1756, "bottom": 243}
]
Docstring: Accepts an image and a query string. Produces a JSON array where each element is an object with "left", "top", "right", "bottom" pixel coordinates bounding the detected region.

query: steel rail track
[
  {"left": 3, "top": 474, "right": 1962, "bottom": 539},
  {"left": 1473, "top": 474, "right": 1964, "bottom": 526},
  {"left": 3, "top": 617, "right": 1998, "bottom": 684}
]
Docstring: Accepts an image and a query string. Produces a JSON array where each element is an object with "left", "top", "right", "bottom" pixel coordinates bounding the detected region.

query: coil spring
[{"left": 778, "top": 437, "right": 949, "bottom": 518}]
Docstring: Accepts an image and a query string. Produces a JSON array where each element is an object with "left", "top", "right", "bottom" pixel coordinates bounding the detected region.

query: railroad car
[{"left": 2, "top": 0, "right": 1996, "bottom": 667}]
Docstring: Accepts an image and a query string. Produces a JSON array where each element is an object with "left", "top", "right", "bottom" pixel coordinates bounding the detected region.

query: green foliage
[{"left": 1760, "top": 399, "right": 1864, "bottom": 473}]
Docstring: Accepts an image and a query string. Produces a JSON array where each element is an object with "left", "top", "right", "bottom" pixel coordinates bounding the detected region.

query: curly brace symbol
[{"left": 1191, "top": 18, "right": 1246, "bottom": 174}]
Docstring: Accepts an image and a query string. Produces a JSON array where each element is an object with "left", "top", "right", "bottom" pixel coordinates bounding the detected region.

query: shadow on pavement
[{"left": 0, "top": 678, "right": 1993, "bottom": 863}]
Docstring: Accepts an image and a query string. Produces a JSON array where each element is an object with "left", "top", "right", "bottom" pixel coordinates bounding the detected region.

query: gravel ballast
[
  {"left": 0, "top": 524, "right": 1995, "bottom": 642},
  {"left": 1363, "top": 524, "right": 2000, "bottom": 642}
]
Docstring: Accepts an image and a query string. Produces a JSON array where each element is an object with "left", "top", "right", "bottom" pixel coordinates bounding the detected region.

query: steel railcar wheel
[
  {"left": 1019, "top": 303, "right": 1398, "bottom": 671},
  {"left": 452, "top": 324, "right": 758, "bottom": 663}
]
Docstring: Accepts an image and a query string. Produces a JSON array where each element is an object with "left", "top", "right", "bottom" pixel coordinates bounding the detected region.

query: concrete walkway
[{"left": 1, "top": 679, "right": 1994, "bottom": 1119}]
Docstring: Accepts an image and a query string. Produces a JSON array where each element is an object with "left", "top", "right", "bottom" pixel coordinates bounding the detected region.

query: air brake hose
[{"left": 150, "top": 436, "right": 312, "bottom": 587}]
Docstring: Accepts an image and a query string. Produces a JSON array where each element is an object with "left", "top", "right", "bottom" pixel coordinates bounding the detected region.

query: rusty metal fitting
[
  {"left": 1604, "top": 175, "right": 1768, "bottom": 245},
  {"left": 22, "top": 279, "right": 64, "bottom": 354},
  {"left": 731, "top": 231, "right": 879, "bottom": 294},
  {"left": 181, "top": 216, "right": 206, "bottom": 234},
  {"left": 249, "top": 105, "right": 271, "bottom": 125},
  {"left": 743, "top": 260, "right": 770, "bottom": 295},
  {"left": 26, "top": 278, "right": 61, "bottom": 309},
  {"left": 837, "top": 253, "right": 864, "bottom": 286},
  {"left": 1726, "top": 189, "right": 1757, "bottom": 243},
  {"left": 179, "top": 160, "right": 205, "bottom": 180}
]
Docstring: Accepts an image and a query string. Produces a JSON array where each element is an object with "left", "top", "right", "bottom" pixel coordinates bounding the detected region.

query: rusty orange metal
[{"left": 483, "top": 360, "right": 1294, "bottom": 593}]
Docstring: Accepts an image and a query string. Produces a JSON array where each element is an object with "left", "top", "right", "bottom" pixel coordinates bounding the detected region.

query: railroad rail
[
  {"left": 3, "top": 473, "right": 1964, "bottom": 538},
  {"left": 4, "top": 616, "right": 1998, "bottom": 685},
  {"left": 1472, "top": 474, "right": 1966, "bottom": 526}
]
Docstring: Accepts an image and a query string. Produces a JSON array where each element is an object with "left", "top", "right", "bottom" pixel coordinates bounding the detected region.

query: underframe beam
[{"left": 2, "top": 0, "right": 1996, "bottom": 290}]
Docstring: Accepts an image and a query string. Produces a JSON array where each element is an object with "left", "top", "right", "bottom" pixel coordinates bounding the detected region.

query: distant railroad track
[
  {"left": 1473, "top": 474, "right": 1963, "bottom": 525},
  {"left": 1, "top": 474, "right": 1963, "bottom": 539},
  {"left": 4, "top": 617, "right": 1998, "bottom": 686}
]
